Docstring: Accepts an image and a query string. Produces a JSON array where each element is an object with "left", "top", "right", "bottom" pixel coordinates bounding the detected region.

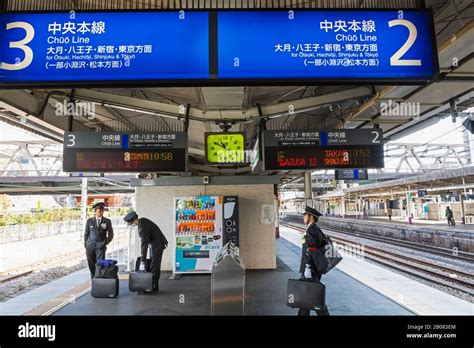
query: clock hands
[{"left": 214, "top": 141, "right": 229, "bottom": 150}]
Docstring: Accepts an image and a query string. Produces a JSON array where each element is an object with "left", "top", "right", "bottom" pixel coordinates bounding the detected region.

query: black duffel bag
[
  {"left": 94, "top": 264, "right": 119, "bottom": 279},
  {"left": 307, "top": 234, "right": 343, "bottom": 274}
]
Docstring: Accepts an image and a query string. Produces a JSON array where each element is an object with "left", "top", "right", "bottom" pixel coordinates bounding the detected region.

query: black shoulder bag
[{"left": 307, "top": 230, "right": 343, "bottom": 274}]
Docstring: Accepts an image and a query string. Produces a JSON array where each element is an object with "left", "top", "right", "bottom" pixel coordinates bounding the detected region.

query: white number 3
[
  {"left": 1, "top": 21, "right": 35, "bottom": 71},
  {"left": 388, "top": 19, "right": 421, "bottom": 67}
]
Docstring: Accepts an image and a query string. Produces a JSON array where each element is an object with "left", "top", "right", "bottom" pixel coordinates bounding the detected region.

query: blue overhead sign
[
  {"left": 0, "top": 10, "right": 438, "bottom": 87},
  {"left": 0, "top": 11, "right": 209, "bottom": 85},
  {"left": 218, "top": 10, "right": 438, "bottom": 81}
]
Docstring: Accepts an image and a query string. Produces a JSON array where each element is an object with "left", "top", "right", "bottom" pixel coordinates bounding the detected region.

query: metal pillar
[
  {"left": 467, "top": 116, "right": 474, "bottom": 165},
  {"left": 80, "top": 178, "right": 88, "bottom": 240},
  {"left": 450, "top": 98, "right": 457, "bottom": 123},
  {"left": 460, "top": 194, "right": 466, "bottom": 225},
  {"left": 406, "top": 190, "right": 413, "bottom": 224},
  {"left": 341, "top": 196, "right": 346, "bottom": 218},
  {"left": 356, "top": 196, "right": 362, "bottom": 220},
  {"left": 304, "top": 172, "right": 312, "bottom": 208},
  {"left": 274, "top": 184, "right": 280, "bottom": 239}
]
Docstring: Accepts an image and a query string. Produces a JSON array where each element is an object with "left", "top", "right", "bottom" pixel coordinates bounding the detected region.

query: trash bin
[{"left": 211, "top": 242, "right": 245, "bottom": 315}]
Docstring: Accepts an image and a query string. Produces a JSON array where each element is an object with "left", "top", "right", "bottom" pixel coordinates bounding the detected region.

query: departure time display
[
  {"left": 264, "top": 146, "right": 384, "bottom": 170},
  {"left": 63, "top": 149, "right": 185, "bottom": 172},
  {"left": 63, "top": 132, "right": 187, "bottom": 173}
]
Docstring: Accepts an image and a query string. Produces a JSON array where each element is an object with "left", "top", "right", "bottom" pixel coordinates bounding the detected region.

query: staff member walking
[
  {"left": 298, "top": 206, "right": 330, "bottom": 316},
  {"left": 124, "top": 211, "right": 168, "bottom": 292},
  {"left": 84, "top": 202, "right": 114, "bottom": 278}
]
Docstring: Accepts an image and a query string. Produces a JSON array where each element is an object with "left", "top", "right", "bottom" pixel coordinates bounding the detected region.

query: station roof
[{"left": 315, "top": 166, "right": 474, "bottom": 199}]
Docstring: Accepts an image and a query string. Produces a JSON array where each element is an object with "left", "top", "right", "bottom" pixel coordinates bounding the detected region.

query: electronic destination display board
[
  {"left": 0, "top": 11, "right": 209, "bottom": 86},
  {"left": 218, "top": 10, "right": 438, "bottom": 82},
  {"left": 263, "top": 129, "right": 384, "bottom": 170},
  {"left": 335, "top": 169, "right": 369, "bottom": 180},
  {"left": 63, "top": 132, "right": 187, "bottom": 172}
]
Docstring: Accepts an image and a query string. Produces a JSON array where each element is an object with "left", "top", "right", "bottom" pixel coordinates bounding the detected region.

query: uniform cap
[
  {"left": 303, "top": 206, "right": 322, "bottom": 217},
  {"left": 92, "top": 202, "right": 105, "bottom": 210},
  {"left": 124, "top": 211, "right": 138, "bottom": 224}
]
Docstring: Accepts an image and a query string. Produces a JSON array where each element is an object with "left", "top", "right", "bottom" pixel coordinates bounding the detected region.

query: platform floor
[
  {"left": 48, "top": 237, "right": 410, "bottom": 316},
  {"left": 5, "top": 228, "right": 468, "bottom": 316},
  {"left": 280, "top": 225, "right": 473, "bottom": 316}
]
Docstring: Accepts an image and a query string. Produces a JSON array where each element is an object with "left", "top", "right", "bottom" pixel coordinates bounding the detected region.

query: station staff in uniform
[
  {"left": 299, "top": 206, "right": 330, "bottom": 316},
  {"left": 124, "top": 211, "right": 168, "bottom": 292},
  {"left": 84, "top": 202, "right": 114, "bottom": 278}
]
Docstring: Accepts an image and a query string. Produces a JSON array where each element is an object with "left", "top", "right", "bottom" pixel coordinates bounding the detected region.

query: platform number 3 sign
[{"left": 0, "top": 21, "right": 35, "bottom": 71}]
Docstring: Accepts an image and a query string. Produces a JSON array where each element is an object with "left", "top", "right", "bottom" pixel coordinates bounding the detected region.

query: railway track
[
  {"left": 320, "top": 223, "right": 474, "bottom": 262},
  {"left": 280, "top": 222, "right": 474, "bottom": 296},
  {"left": 0, "top": 249, "right": 85, "bottom": 284}
]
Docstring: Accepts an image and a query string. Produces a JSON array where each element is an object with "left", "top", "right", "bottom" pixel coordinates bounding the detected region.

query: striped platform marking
[
  {"left": 334, "top": 259, "right": 443, "bottom": 316},
  {"left": 23, "top": 281, "right": 91, "bottom": 316},
  {"left": 23, "top": 274, "right": 130, "bottom": 316}
]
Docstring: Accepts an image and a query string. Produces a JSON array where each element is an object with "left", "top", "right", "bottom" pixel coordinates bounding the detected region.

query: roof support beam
[{"left": 64, "top": 86, "right": 372, "bottom": 123}]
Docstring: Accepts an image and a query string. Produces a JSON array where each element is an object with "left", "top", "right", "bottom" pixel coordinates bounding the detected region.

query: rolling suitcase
[
  {"left": 129, "top": 256, "right": 154, "bottom": 293},
  {"left": 91, "top": 278, "right": 119, "bottom": 298},
  {"left": 287, "top": 279, "right": 325, "bottom": 310},
  {"left": 129, "top": 272, "right": 155, "bottom": 293}
]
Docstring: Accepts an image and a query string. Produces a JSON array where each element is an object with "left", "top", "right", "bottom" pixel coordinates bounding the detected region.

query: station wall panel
[{"left": 135, "top": 184, "right": 276, "bottom": 271}]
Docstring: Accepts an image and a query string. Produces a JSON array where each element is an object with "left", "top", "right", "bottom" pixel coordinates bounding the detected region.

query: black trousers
[
  {"left": 298, "top": 305, "right": 330, "bottom": 316},
  {"left": 150, "top": 248, "right": 163, "bottom": 290},
  {"left": 86, "top": 247, "right": 106, "bottom": 278},
  {"left": 297, "top": 272, "right": 330, "bottom": 316}
]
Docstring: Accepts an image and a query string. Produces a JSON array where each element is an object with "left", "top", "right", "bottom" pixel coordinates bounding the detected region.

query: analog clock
[{"left": 205, "top": 132, "right": 246, "bottom": 164}]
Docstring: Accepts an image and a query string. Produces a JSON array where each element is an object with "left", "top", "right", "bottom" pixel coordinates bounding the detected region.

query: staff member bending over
[{"left": 124, "top": 211, "right": 168, "bottom": 292}]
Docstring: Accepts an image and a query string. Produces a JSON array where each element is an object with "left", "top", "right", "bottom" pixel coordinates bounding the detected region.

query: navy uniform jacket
[
  {"left": 84, "top": 217, "right": 114, "bottom": 250},
  {"left": 299, "top": 222, "right": 325, "bottom": 274},
  {"left": 138, "top": 218, "right": 168, "bottom": 260}
]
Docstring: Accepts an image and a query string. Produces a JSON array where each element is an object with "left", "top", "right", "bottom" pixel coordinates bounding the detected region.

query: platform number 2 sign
[
  {"left": 0, "top": 22, "right": 35, "bottom": 71},
  {"left": 388, "top": 19, "right": 422, "bottom": 67}
]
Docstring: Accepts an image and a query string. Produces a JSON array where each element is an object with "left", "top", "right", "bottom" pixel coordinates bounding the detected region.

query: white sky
[
  {"left": 0, "top": 120, "right": 47, "bottom": 142},
  {"left": 390, "top": 114, "right": 468, "bottom": 145}
]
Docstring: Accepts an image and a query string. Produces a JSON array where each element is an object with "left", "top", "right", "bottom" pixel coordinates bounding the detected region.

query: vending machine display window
[{"left": 173, "top": 196, "right": 239, "bottom": 274}]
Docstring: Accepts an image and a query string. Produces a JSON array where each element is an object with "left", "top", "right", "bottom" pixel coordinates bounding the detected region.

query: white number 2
[
  {"left": 388, "top": 19, "right": 421, "bottom": 67},
  {"left": 1, "top": 22, "right": 35, "bottom": 71},
  {"left": 371, "top": 131, "right": 381, "bottom": 144}
]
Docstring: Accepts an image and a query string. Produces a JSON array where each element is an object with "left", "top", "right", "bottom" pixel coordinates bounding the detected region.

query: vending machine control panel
[{"left": 223, "top": 196, "right": 239, "bottom": 246}]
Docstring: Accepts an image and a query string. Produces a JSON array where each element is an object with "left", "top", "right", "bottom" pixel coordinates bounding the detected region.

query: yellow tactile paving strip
[
  {"left": 23, "top": 274, "right": 129, "bottom": 316},
  {"left": 23, "top": 281, "right": 91, "bottom": 316}
]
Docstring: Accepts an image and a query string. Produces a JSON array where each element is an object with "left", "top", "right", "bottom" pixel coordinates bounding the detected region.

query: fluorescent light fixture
[{"left": 99, "top": 103, "right": 180, "bottom": 120}]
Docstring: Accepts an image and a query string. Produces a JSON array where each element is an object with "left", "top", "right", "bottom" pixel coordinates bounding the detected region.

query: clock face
[{"left": 205, "top": 133, "right": 245, "bottom": 164}]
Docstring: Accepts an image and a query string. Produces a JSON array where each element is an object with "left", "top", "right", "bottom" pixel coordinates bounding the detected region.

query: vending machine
[{"left": 173, "top": 196, "right": 239, "bottom": 274}]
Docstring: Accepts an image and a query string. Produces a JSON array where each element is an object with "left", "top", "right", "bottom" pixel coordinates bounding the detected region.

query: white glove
[
  {"left": 139, "top": 262, "right": 145, "bottom": 271},
  {"left": 304, "top": 264, "right": 312, "bottom": 279}
]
